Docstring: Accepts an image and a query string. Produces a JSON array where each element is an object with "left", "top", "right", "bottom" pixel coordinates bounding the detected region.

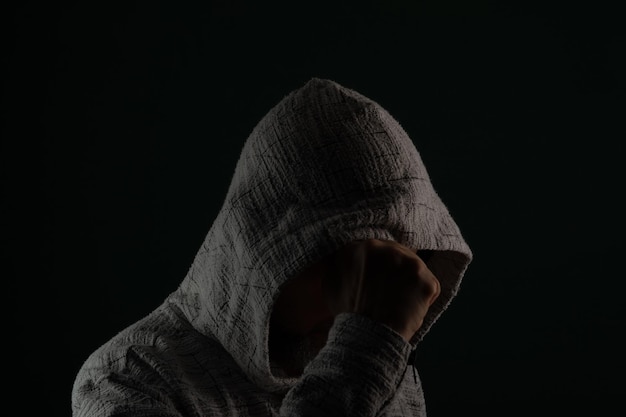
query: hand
[{"left": 323, "top": 239, "right": 441, "bottom": 342}]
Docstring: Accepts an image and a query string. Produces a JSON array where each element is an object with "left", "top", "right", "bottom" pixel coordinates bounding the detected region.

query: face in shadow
[
  {"left": 268, "top": 256, "right": 334, "bottom": 378},
  {"left": 268, "top": 241, "right": 436, "bottom": 377}
]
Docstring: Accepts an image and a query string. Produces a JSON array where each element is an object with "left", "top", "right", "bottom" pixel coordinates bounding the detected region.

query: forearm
[{"left": 278, "top": 313, "right": 412, "bottom": 416}]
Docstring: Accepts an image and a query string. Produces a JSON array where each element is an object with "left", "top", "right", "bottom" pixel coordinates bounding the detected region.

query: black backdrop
[{"left": 3, "top": 1, "right": 624, "bottom": 416}]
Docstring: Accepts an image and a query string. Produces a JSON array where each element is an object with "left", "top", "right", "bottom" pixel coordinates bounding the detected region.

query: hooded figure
[{"left": 72, "top": 78, "right": 472, "bottom": 416}]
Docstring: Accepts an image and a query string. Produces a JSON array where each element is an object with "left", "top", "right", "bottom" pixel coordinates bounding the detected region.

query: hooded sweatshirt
[{"left": 71, "top": 77, "right": 473, "bottom": 417}]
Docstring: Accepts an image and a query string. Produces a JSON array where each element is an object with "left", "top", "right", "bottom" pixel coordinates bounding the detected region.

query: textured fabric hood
[{"left": 168, "top": 77, "right": 472, "bottom": 393}]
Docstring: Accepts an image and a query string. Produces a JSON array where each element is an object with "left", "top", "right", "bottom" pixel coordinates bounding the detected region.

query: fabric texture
[{"left": 72, "top": 77, "right": 473, "bottom": 416}]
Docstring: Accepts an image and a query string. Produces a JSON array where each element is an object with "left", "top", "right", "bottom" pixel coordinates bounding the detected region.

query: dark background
[{"left": 3, "top": 1, "right": 624, "bottom": 416}]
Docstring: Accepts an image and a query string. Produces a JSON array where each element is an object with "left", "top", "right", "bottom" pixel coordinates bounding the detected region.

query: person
[{"left": 71, "top": 77, "right": 473, "bottom": 416}]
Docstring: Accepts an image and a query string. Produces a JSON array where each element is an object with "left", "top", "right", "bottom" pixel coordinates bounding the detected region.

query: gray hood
[{"left": 168, "top": 77, "right": 472, "bottom": 394}]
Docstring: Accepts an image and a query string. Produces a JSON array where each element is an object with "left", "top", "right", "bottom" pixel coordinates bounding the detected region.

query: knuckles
[
  {"left": 332, "top": 238, "right": 441, "bottom": 303},
  {"left": 326, "top": 238, "right": 441, "bottom": 338}
]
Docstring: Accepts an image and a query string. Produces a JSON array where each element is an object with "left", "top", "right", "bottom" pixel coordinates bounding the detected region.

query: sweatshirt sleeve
[{"left": 278, "top": 312, "right": 414, "bottom": 416}]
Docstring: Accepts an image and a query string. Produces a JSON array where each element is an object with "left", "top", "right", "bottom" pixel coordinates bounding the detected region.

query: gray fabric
[{"left": 72, "top": 77, "right": 473, "bottom": 416}]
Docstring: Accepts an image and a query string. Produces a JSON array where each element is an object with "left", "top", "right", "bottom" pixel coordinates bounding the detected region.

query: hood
[{"left": 168, "top": 77, "right": 472, "bottom": 393}]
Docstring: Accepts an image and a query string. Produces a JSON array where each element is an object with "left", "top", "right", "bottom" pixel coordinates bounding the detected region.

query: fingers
[{"left": 323, "top": 238, "right": 441, "bottom": 341}]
